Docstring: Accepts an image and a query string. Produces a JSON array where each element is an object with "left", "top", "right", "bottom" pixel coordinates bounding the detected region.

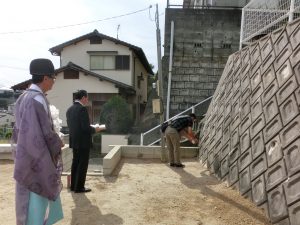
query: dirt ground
[{"left": 0, "top": 158, "right": 272, "bottom": 225}]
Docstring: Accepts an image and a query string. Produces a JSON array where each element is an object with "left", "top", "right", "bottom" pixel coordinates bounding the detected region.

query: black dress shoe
[
  {"left": 170, "top": 163, "right": 176, "bottom": 167},
  {"left": 174, "top": 163, "right": 185, "bottom": 168},
  {"left": 74, "top": 188, "right": 92, "bottom": 193}
]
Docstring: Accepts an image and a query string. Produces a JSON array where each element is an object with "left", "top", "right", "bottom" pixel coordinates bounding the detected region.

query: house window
[
  {"left": 89, "top": 36, "right": 102, "bottom": 44},
  {"left": 116, "top": 55, "right": 130, "bottom": 70},
  {"left": 90, "top": 55, "right": 130, "bottom": 70},
  {"left": 64, "top": 69, "right": 79, "bottom": 79},
  {"left": 90, "top": 55, "right": 115, "bottom": 70}
]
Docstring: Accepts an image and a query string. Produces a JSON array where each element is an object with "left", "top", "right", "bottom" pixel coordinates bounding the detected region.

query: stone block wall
[
  {"left": 162, "top": 8, "right": 242, "bottom": 117},
  {"left": 199, "top": 17, "right": 300, "bottom": 224}
]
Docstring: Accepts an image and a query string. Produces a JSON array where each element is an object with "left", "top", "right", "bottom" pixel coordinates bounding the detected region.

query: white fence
[{"left": 240, "top": 0, "right": 300, "bottom": 48}]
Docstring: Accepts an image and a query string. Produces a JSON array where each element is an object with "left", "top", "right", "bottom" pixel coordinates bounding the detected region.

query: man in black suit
[{"left": 66, "top": 90, "right": 103, "bottom": 193}]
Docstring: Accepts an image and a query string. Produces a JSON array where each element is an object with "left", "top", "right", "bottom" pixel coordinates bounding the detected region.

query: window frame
[{"left": 88, "top": 52, "right": 130, "bottom": 71}]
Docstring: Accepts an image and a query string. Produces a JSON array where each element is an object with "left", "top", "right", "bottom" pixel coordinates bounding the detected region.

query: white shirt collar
[
  {"left": 75, "top": 100, "right": 84, "bottom": 106},
  {"left": 29, "top": 84, "right": 43, "bottom": 93}
]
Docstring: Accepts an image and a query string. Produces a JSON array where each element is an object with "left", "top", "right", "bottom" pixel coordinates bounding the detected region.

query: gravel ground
[{"left": 0, "top": 158, "right": 272, "bottom": 225}]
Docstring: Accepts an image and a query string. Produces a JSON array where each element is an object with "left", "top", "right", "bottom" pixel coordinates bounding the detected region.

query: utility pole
[{"left": 155, "top": 4, "right": 167, "bottom": 162}]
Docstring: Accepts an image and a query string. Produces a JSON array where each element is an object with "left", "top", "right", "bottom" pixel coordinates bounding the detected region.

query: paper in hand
[{"left": 90, "top": 124, "right": 106, "bottom": 129}]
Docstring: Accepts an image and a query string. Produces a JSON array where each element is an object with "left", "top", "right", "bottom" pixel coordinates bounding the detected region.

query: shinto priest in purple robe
[{"left": 12, "top": 84, "right": 63, "bottom": 225}]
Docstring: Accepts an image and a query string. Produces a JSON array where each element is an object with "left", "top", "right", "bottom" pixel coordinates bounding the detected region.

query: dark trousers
[{"left": 71, "top": 147, "right": 90, "bottom": 191}]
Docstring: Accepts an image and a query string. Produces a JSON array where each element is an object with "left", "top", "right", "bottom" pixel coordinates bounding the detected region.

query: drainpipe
[
  {"left": 166, "top": 21, "right": 174, "bottom": 120},
  {"left": 239, "top": 7, "right": 245, "bottom": 50},
  {"left": 289, "top": 0, "right": 295, "bottom": 22}
]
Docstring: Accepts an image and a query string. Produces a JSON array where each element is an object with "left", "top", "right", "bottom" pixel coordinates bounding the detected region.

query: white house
[
  {"left": 48, "top": 62, "right": 137, "bottom": 127},
  {"left": 12, "top": 30, "right": 154, "bottom": 128},
  {"left": 0, "top": 112, "right": 15, "bottom": 127}
]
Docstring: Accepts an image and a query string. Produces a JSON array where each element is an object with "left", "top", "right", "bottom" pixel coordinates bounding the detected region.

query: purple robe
[{"left": 12, "top": 88, "right": 63, "bottom": 224}]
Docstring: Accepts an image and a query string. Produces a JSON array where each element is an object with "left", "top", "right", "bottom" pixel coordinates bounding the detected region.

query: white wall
[
  {"left": 47, "top": 71, "right": 119, "bottom": 126},
  {"left": 133, "top": 56, "right": 149, "bottom": 103}
]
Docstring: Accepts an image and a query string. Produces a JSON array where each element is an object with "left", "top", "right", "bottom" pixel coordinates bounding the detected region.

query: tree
[{"left": 100, "top": 95, "right": 133, "bottom": 134}]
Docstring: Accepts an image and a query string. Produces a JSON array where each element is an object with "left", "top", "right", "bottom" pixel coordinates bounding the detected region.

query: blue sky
[{"left": 0, "top": 0, "right": 182, "bottom": 88}]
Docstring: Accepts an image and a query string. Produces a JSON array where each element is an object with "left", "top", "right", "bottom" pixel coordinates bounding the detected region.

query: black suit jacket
[{"left": 66, "top": 102, "right": 95, "bottom": 149}]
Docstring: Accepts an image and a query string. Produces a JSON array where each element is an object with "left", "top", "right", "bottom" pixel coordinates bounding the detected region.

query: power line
[{"left": 0, "top": 6, "right": 152, "bottom": 35}]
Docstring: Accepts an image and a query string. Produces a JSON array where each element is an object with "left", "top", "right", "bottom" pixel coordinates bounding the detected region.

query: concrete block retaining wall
[
  {"left": 1, "top": 144, "right": 198, "bottom": 177},
  {"left": 0, "top": 144, "right": 13, "bottom": 160},
  {"left": 0, "top": 144, "right": 73, "bottom": 172},
  {"left": 162, "top": 8, "right": 241, "bottom": 117},
  {"left": 120, "top": 145, "right": 198, "bottom": 159},
  {"left": 102, "top": 145, "right": 199, "bottom": 176},
  {"left": 199, "top": 17, "right": 300, "bottom": 225},
  {"left": 61, "top": 145, "right": 72, "bottom": 172}
]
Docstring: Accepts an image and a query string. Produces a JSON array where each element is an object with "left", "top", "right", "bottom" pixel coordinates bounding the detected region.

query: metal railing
[
  {"left": 240, "top": 0, "right": 300, "bottom": 48},
  {"left": 140, "top": 96, "right": 213, "bottom": 146}
]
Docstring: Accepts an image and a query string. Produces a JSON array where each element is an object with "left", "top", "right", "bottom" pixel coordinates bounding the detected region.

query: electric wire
[{"left": 0, "top": 6, "right": 152, "bottom": 35}]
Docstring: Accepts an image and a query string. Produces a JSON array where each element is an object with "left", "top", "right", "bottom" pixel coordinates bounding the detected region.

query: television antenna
[{"left": 117, "top": 24, "right": 120, "bottom": 39}]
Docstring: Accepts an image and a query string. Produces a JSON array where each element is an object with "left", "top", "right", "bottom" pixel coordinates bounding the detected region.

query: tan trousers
[{"left": 165, "top": 126, "right": 181, "bottom": 164}]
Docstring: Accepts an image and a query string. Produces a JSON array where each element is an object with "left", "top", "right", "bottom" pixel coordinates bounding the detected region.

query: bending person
[{"left": 165, "top": 113, "right": 198, "bottom": 168}]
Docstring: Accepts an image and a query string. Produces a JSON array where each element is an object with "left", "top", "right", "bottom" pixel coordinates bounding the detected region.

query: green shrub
[
  {"left": 5, "top": 131, "right": 12, "bottom": 139},
  {"left": 100, "top": 96, "right": 133, "bottom": 134}
]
